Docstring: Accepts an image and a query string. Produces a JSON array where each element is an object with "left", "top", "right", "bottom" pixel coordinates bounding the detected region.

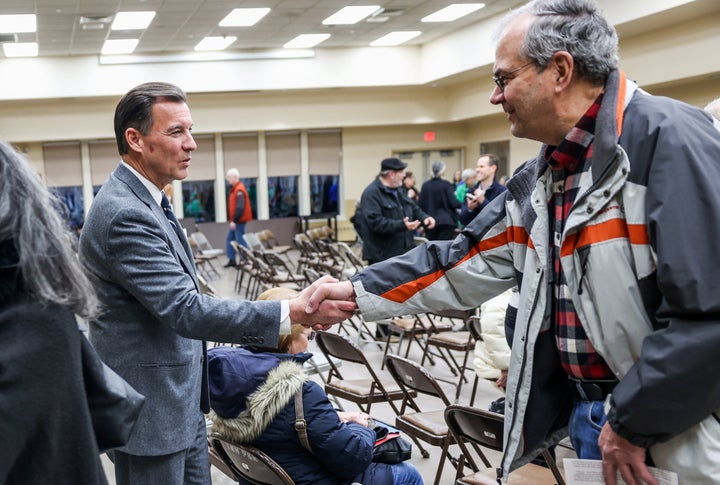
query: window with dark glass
[
  {"left": 267, "top": 175, "right": 299, "bottom": 218},
  {"left": 310, "top": 174, "right": 339, "bottom": 214},
  {"left": 182, "top": 180, "right": 215, "bottom": 222}
]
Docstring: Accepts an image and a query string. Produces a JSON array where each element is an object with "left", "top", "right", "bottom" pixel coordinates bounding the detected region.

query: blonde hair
[{"left": 257, "top": 287, "right": 303, "bottom": 353}]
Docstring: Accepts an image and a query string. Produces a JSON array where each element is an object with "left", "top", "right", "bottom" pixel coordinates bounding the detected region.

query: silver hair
[
  {"left": 0, "top": 141, "right": 100, "bottom": 319},
  {"left": 431, "top": 161, "right": 446, "bottom": 178},
  {"left": 461, "top": 168, "right": 476, "bottom": 181},
  {"left": 497, "top": 0, "right": 618, "bottom": 84}
]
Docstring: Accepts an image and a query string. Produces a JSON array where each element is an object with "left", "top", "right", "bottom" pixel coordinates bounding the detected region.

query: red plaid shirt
[{"left": 546, "top": 93, "right": 615, "bottom": 381}]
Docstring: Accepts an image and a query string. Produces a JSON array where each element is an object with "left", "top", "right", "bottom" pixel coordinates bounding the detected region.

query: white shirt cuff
[{"left": 280, "top": 299, "right": 292, "bottom": 334}]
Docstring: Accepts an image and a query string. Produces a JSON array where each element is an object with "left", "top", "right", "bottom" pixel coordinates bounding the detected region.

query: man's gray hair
[
  {"left": 497, "top": 0, "right": 618, "bottom": 84},
  {"left": 0, "top": 141, "right": 100, "bottom": 319},
  {"left": 461, "top": 168, "right": 476, "bottom": 181}
]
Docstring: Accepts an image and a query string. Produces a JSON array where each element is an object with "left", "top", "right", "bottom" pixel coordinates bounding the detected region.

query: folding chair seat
[
  {"left": 421, "top": 309, "right": 477, "bottom": 400},
  {"left": 384, "top": 354, "right": 459, "bottom": 485},
  {"left": 314, "top": 331, "right": 409, "bottom": 415},
  {"left": 379, "top": 313, "right": 453, "bottom": 370},
  {"left": 444, "top": 405, "right": 565, "bottom": 485},
  {"left": 210, "top": 435, "right": 296, "bottom": 484}
]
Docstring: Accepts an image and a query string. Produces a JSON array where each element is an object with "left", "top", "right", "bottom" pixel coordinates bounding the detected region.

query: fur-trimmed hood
[{"left": 208, "top": 346, "right": 310, "bottom": 444}]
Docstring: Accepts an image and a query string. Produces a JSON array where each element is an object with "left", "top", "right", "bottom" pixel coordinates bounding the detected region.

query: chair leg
[{"left": 432, "top": 440, "right": 452, "bottom": 485}]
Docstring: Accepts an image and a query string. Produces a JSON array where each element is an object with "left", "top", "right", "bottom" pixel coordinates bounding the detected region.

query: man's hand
[
  {"left": 289, "top": 276, "right": 356, "bottom": 329},
  {"left": 495, "top": 369, "right": 508, "bottom": 389},
  {"left": 403, "top": 217, "right": 421, "bottom": 231},
  {"left": 599, "top": 422, "right": 657, "bottom": 485},
  {"left": 423, "top": 216, "right": 436, "bottom": 229},
  {"left": 304, "top": 279, "right": 355, "bottom": 318}
]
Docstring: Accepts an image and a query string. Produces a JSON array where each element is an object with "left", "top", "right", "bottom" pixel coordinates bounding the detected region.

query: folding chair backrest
[
  {"left": 467, "top": 315, "right": 483, "bottom": 341},
  {"left": 212, "top": 437, "right": 295, "bottom": 485},
  {"left": 384, "top": 354, "right": 452, "bottom": 406},
  {"left": 444, "top": 405, "right": 566, "bottom": 485},
  {"left": 243, "top": 232, "right": 264, "bottom": 251},
  {"left": 444, "top": 405, "right": 504, "bottom": 452},
  {"left": 190, "top": 231, "right": 213, "bottom": 251},
  {"left": 315, "top": 330, "right": 366, "bottom": 367}
]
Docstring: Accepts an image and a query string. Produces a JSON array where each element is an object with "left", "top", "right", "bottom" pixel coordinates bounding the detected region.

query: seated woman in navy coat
[{"left": 208, "top": 288, "right": 423, "bottom": 485}]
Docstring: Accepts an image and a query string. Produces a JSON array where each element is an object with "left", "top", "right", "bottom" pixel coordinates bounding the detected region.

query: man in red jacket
[{"left": 225, "top": 168, "right": 253, "bottom": 267}]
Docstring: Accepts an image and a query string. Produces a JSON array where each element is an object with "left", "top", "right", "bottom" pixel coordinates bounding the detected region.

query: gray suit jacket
[{"left": 79, "top": 163, "right": 281, "bottom": 455}]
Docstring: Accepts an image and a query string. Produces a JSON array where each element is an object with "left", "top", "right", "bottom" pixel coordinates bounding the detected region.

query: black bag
[
  {"left": 80, "top": 334, "right": 146, "bottom": 453},
  {"left": 371, "top": 424, "right": 412, "bottom": 464}
]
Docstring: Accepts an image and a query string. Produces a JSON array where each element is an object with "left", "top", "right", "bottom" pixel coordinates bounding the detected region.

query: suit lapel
[{"left": 114, "top": 164, "right": 199, "bottom": 286}]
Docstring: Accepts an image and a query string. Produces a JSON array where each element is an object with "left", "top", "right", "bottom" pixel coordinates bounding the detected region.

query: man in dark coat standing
[{"left": 355, "top": 157, "right": 435, "bottom": 339}]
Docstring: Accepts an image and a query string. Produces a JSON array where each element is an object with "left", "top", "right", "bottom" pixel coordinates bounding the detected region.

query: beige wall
[{"left": 2, "top": 5, "right": 718, "bottom": 221}]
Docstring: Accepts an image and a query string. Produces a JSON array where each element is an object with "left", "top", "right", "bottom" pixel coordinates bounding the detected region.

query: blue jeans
[
  {"left": 225, "top": 223, "right": 247, "bottom": 260},
  {"left": 568, "top": 399, "right": 607, "bottom": 460},
  {"left": 390, "top": 461, "right": 424, "bottom": 485}
]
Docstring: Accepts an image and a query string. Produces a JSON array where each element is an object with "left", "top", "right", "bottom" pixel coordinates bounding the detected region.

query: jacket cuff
[{"left": 606, "top": 398, "right": 660, "bottom": 449}]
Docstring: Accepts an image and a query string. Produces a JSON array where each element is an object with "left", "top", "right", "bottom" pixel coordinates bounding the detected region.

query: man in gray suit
[{"left": 79, "top": 82, "right": 355, "bottom": 485}]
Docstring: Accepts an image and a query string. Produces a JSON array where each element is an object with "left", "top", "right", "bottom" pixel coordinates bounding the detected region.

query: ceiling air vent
[{"left": 79, "top": 15, "right": 114, "bottom": 30}]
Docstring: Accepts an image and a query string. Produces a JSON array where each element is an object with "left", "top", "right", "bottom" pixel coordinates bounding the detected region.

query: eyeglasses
[
  {"left": 493, "top": 61, "right": 536, "bottom": 91},
  {"left": 307, "top": 331, "right": 316, "bottom": 342}
]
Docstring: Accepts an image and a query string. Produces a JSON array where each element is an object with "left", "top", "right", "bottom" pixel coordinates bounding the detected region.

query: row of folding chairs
[
  {"left": 314, "top": 331, "right": 566, "bottom": 485},
  {"left": 208, "top": 330, "right": 565, "bottom": 485}
]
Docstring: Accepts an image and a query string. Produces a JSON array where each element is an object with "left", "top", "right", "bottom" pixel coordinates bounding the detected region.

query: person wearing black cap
[{"left": 355, "top": 157, "right": 435, "bottom": 339}]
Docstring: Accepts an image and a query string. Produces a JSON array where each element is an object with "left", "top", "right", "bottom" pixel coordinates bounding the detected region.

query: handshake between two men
[{"left": 288, "top": 276, "right": 357, "bottom": 329}]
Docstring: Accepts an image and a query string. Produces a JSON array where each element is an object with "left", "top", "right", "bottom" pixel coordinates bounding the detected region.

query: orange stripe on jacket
[
  {"left": 561, "top": 219, "right": 648, "bottom": 258},
  {"left": 381, "top": 225, "right": 530, "bottom": 303}
]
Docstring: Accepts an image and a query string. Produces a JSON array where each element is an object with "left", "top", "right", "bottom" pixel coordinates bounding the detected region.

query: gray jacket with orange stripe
[{"left": 350, "top": 70, "right": 720, "bottom": 484}]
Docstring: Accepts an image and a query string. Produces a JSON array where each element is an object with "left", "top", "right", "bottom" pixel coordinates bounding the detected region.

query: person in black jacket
[
  {"left": 0, "top": 141, "right": 108, "bottom": 484},
  {"left": 418, "top": 161, "right": 460, "bottom": 240},
  {"left": 357, "top": 158, "right": 435, "bottom": 265}
]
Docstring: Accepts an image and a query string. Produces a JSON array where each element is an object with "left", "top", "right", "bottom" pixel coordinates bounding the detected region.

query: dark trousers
[{"left": 109, "top": 414, "right": 211, "bottom": 485}]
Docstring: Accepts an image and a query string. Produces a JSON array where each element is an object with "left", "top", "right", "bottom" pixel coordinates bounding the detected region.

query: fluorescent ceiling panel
[
  {"left": 219, "top": 8, "right": 271, "bottom": 27},
  {"left": 111, "top": 11, "right": 156, "bottom": 30},
  {"left": 101, "top": 39, "right": 139, "bottom": 55},
  {"left": 323, "top": 6, "right": 381, "bottom": 25},
  {"left": 284, "top": 34, "right": 331, "bottom": 49},
  {"left": 422, "top": 3, "right": 485, "bottom": 22},
  {"left": 3, "top": 42, "right": 38, "bottom": 57},
  {"left": 0, "top": 14, "right": 37, "bottom": 33},
  {"left": 370, "top": 31, "right": 421, "bottom": 47},
  {"left": 194, "top": 36, "right": 237, "bottom": 51}
]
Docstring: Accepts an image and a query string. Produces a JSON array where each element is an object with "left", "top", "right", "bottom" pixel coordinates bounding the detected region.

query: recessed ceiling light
[
  {"left": 323, "top": 6, "right": 381, "bottom": 25},
  {"left": 194, "top": 36, "right": 237, "bottom": 51},
  {"left": 284, "top": 34, "right": 331, "bottom": 49},
  {"left": 0, "top": 14, "right": 37, "bottom": 33},
  {"left": 111, "top": 11, "right": 156, "bottom": 30},
  {"left": 3, "top": 42, "right": 38, "bottom": 57},
  {"left": 370, "top": 31, "right": 421, "bottom": 47},
  {"left": 422, "top": 3, "right": 485, "bottom": 22},
  {"left": 219, "top": 8, "right": 271, "bottom": 27},
  {"left": 101, "top": 39, "right": 139, "bottom": 55}
]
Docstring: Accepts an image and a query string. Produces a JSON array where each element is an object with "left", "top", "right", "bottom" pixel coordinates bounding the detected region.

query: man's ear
[
  {"left": 125, "top": 128, "right": 143, "bottom": 153},
  {"left": 551, "top": 51, "right": 574, "bottom": 92}
]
